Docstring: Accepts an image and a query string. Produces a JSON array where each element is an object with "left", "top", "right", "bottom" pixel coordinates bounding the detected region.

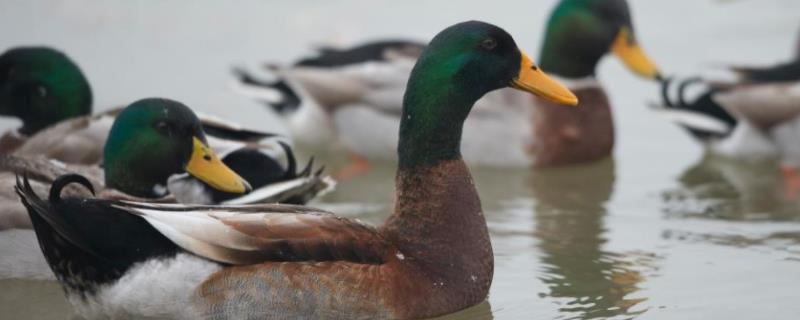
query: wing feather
[{"left": 116, "top": 202, "right": 390, "bottom": 265}]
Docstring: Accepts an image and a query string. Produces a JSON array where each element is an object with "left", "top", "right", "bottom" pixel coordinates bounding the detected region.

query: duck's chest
[{"left": 530, "top": 86, "right": 615, "bottom": 167}]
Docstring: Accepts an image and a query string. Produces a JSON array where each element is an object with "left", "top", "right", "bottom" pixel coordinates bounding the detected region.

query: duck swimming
[
  {"left": 234, "top": 0, "right": 659, "bottom": 173},
  {"left": 653, "top": 31, "right": 800, "bottom": 193},
  {"left": 0, "top": 46, "right": 280, "bottom": 165},
  {"left": 19, "top": 21, "right": 577, "bottom": 319},
  {"left": 0, "top": 98, "right": 331, "bottom": 230}
]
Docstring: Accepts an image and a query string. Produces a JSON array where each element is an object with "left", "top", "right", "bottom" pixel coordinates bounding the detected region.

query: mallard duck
[
  {"left": 0, "top": 47, "right": 92, "bottom": 154},
  {"left": 0, "top": 98, "right": 331, "bottom": 230},
  {"left": 653, "top": 33, "right": 800, "bottom": 193},
  {"left": 18, "top": 21, "right": 577, "bottom": 319},
  {"left": 233, "top": 0, "right": 659, "bottom": 172},
  {"left": 0, "top": 46, "right": 280, "bottom": 164}
]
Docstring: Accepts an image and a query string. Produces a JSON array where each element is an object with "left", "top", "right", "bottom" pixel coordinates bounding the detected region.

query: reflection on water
[
  {"left": 529, "top": 158, "right": 652, "bottom": 319},
  {"left": 662, "top": 154, "right": 800, "bottom": 222},
  {"left": 659, "top": 154, "right": 800, "bottom": 257}
]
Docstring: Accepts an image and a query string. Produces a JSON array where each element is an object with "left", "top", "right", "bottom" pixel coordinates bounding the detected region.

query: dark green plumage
[
  {"left": 539, "top": 0, "right": 634, "bottom": 78},
  {"left": 0, "top": 47, "right": 92, "bottom": 134},
  {"left": 103, "top": 98, "right": 207, "bottom": 198},
  {"left": 398, "top": 21, "right": 522, "bottom": 169}
]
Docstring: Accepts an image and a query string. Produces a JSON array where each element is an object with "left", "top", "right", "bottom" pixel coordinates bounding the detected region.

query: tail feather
[
  {"left": 654, "top": 77, "right": 737, "bottom": 140},
  {"left": 16, "top": 174, "right": 104, "bottom": 260},
  {"left": 277, "top": 141, "right": 297, "bottom": 180},
  {"left": 230, "top": 67, "right": 302, "bottom": 114}
]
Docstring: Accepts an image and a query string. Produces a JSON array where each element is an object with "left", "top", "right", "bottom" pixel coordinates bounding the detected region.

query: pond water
[{"left": 1, "top": 0, "right": 799, "bottom": 319}]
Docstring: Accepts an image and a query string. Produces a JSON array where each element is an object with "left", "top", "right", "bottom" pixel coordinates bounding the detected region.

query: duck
[
  {"left": 17, "top": 21, "right": 578, "bottom": 319},
  {"left": 0, "top": 46, "right": 280, "bottom": 165},
  {"left": 0, "top": 98, "right": 331, "bottom": 230},
  {"left": 652, "top": 32, "right": 800, "bottom": 194},
  {"left": 233, "top": 0, "right": 660, "bottom": 174},
  {"left": 0, "top": 46, "right": 92, "bottom": 155}
]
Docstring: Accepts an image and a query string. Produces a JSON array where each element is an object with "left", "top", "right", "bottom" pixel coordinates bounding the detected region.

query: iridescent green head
[
  {"left": 399, "top": 21, "right": 578, "bottom": 168},
  {"left": 103, "top": 98, "right": 250, "bottom": 198},
  {"left": 0, "top": 47, "right": 92, "bottom": 134},
  {"left": 539, "top": 0, "right": 661, "bottom": 79}
]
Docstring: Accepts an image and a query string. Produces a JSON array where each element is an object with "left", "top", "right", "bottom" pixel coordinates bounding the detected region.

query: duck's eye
[
  {"left": 480, "top": 38, "right": 498, "bottom": 50},
  {"left": 155, "top": 121, "right": 171, "bottom": 134}
]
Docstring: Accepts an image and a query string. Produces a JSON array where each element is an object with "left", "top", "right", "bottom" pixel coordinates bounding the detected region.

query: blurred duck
[
  {"left": 0, "top": 46, "right": 280, "bottom": 165},
  {"left": 17, "top": 21, "right": 577, "bottom": 319},
  {"left": 653, "top": 32, "right": 800, "bottom": 193},
  {"left": 233, "top": 0, "right": 660, "bottom": 175},
  {"left": 0, "top": 98, "right": 331, "bottom": 230}
]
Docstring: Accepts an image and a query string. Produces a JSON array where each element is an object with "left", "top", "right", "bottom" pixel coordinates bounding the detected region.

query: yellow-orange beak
[
  {"left": 186, "top": 137, "right": 251, "bottom": 194},
  {"left": 511, "top": 52, "right": 579, "bottom": 106},
  {"left": 611, "top": 27, "right": 661, "bottom": 80}
]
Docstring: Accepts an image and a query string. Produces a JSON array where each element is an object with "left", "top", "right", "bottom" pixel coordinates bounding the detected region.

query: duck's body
[
  {"left": 235, "top": 0, "right": 659, "bottom": 169},
  {"left": 20, "top": 21, "right": 578, "bottom": 319},
  {"left": 654, "top": 57, "right": 800, "bottom": 164},
  {"left": 653, "top": 36, "right": 800, "bottom": 194}
]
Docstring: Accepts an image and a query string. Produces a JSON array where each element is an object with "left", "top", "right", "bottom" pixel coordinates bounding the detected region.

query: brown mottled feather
[
  {"left": 530, "top": 87, "right": 614, "bottom": 167},
  {"left": 11, "top": 108, "right": 121, "bottom": 165},
  {"left": 217, "top": 211, "right": 392, "bottom": 264}
]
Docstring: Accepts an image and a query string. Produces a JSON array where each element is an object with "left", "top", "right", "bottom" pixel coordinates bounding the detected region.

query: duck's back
[{"left": 13, "top": 113, "right": 114, "bottom": 165}]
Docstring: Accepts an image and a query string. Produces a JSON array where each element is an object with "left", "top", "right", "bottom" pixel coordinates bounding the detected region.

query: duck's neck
[
  {"left": 15, "top": 86, "right": 92, "bottom": 136},
  {"left": 384, "top": 74, "right": 493, "bottom": 301},
  {"left": 396, "top": 77, "right": 481, "bottom": 169},
  {"left": 104, "top": 157, "right": 169, "bottom": 198}
]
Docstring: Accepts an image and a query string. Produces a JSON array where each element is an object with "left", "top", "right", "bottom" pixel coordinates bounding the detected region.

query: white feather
[
  {"left": 651, "top": 108, "right": 732, "bottom": 134},
  {"left": 710, "top": 121, "right": 779, "bottom": 160},
  {"left": 126, "top": 207, "right": 263, "bottom": 253},
  {"left": 221, "top": 177, "right": 309, "bottom": 205},
  {"left": 70, "top": 253, "right": 220, "bottom": 320}
]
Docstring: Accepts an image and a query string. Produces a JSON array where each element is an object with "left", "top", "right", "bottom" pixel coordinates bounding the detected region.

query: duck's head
[
  {"left": 0, "top": 47, "right": 92, "bottom": 135},
  {"left": 399, "top": 21, "right": 577, "bottom": 168},
  {"left": 103, "top": 98, "right": 251, "bottom": 198},
  {"left": 539, "top": 0, "right": 661, "bottom": 80}
]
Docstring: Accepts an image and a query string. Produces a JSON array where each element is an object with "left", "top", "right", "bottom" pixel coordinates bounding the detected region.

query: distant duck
[
  {"left": 0, "top": 46, "right": 280, "bottom": 165},
  {"left": 234, "top": 0, "right": 661, "bottom": 174},
  {"left": 0, "top": 98, "right": 331, "bottom": 230},
  {"left": 18, "top": 21, "right": 577, "bottom": 319},
  {"left": 653, "top": 33, "right": 800, "bottom": 192}
]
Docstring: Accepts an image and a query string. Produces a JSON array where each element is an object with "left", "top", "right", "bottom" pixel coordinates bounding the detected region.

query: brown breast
[{"left": 529, "top": 87, "right": 614, "bottom": 167}]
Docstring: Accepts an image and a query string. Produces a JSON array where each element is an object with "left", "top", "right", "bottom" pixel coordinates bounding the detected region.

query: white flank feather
[
  {"left": 650, "top": 107, "right": 732, "bottom": 134},
  {"left": 70, "top": 253, "right": 220, "bottom": 320},
  {"left": 221, "top": 177, "right": 310, "bottom": 205}
]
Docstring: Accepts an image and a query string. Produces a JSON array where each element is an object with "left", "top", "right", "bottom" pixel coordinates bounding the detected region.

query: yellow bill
[
  {"left": 186, "top": 137, "right": 251, "bottom": 194},
  {"left": 511, "top": 51, "right": 579, "bottom": 106},
  {"left": 611, "top": 27, "right": 661, "bottom": 80}
]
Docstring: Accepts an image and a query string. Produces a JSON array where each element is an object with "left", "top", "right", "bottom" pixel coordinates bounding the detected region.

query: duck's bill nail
[
  {"left": 511, "top": 52, "right": 579, "bottom": 106},
  {"left": 186, "top": 137, "right": 252, "bottom": 194},
  {"left": 612, "top": 27, "right": 661, "bottom": 80}
]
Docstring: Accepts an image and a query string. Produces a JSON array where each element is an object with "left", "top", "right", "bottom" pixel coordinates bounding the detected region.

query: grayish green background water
[{"left": 1, "top": 0, "right": 799, "bottom": 319}]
